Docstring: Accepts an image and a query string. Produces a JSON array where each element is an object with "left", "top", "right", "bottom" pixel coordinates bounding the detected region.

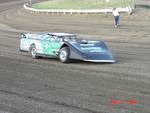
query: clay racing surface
[{"left": 0, "top": 0, "right": 150, "bottom": 113}]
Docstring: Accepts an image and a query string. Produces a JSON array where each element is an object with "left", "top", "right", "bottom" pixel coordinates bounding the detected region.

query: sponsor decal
[
  {"left": 80, "top": 44, "right": 95, "bottom": 46},
  {"left": 80, "top": 47, "right": 106, "bottom": 53}
]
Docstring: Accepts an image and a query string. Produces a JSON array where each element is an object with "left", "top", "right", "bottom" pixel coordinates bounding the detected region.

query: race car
[{"left": 19, "top": 32, "right": 115, "bottom": 63}]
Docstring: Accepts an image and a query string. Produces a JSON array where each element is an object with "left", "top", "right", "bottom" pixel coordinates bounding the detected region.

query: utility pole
[
  {"left": 29, "top": 0, "right": 32, "bottom": 6},
  {"left": 132, "top": 0, "right": 135, "bottom": 9},
  {"left": 123, "top": 0, "right": 126, "bottom": 7}
]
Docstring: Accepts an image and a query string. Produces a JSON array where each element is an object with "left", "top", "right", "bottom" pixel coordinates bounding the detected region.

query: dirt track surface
[{"left": 0, "top": 0, "right": 150, "bottom": 113}]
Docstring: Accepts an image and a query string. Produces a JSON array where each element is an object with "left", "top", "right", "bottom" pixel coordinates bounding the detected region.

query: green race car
[{"left": 19, "top": 32, "right": 115, "bottom": 63}]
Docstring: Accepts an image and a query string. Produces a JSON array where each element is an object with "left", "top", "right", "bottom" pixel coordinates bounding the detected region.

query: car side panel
[
  {"left": 40, "top": 40, "right": 62, "bottom": 56},
  {"left": 20, "top": 38, "right": 43, "bottom": 54},
  {"left": 20, "top": 38, "right": 30, "bottom": 51}
]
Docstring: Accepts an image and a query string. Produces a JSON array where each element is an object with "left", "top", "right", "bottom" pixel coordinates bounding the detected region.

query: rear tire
[
  {"left": 59, "top": 47, "right": 70, "bottom": 63},
  {"left": 30, "top": 45, "right": 38, "bottom": 59}
]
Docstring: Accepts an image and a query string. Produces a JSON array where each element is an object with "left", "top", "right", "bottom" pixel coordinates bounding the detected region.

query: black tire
[
  {"left": 59, "top": 47, "right": 70, "bottom": 63},
  {"left": 30, "top": 45, "right": 38, "bottom": 59}
]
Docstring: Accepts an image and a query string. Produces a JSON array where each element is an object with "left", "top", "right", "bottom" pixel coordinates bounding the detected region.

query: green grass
[{"left": 32, "top": 0, "right": 135, "bottom": 9}]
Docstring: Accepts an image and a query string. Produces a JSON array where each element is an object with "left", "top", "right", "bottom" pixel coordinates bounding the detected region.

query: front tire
[
  {"left": 59, "top": 47, "right": 70, "bottom": 63},
  {"left": 30, "top": 45, "right": 38, "bottom": 59}
]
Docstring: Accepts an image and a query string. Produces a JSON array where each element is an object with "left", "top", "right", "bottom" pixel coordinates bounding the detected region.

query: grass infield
[{"left": 32, "top": 0, "right": 135, "bottom": 9}]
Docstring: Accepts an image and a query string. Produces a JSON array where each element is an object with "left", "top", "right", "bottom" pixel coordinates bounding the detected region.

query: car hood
[{"left": 68, "top": 41, "right": 115, "bottom": 62}]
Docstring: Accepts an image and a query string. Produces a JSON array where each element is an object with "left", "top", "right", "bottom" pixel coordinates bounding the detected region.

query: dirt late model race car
[{"left": 19, "top": 32, "right": 115, "bottom": 63}]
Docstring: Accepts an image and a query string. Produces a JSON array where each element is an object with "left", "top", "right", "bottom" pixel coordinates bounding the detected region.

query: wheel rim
[
  {"left": 31, "top": 47, "right": 36, "bottom": 58},
  {"left": 60, "top": 50, "right": 67, "bottom": 61}
]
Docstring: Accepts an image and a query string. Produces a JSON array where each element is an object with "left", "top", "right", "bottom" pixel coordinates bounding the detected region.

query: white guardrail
[{"left": 24, "top": 3, "right": 132, "bottom": 14}]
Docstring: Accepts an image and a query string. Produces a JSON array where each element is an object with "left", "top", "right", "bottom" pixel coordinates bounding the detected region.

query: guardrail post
[{"left": 70, "top": 9, "right": 73, "bottom": 15}]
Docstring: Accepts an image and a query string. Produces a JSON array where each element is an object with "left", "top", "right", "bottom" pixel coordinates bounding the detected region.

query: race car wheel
[
  {"left": 30, "top": 45, "right": 38, "bottom": 59},
  {"left": 59, "top": 47, "right": 70, "bottom": 63}
]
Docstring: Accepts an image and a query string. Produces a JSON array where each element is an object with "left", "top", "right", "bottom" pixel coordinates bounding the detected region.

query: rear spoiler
[{"left": 20, "top": 33, "right": 27, "bottom": 38}]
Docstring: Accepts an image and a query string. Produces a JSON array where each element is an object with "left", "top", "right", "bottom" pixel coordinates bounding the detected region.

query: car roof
[
  {"left": 50, "top": 33, "right": 75, "bottom": 36},
  {"left": 25, "top": 32, "right": 76, "bottom": 40}
]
